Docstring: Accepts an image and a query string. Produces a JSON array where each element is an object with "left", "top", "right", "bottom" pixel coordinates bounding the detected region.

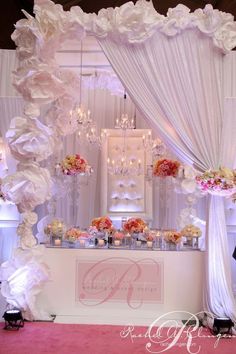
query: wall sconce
[{"left": 2, "top": 308, "right": 24, "bottom": 330}]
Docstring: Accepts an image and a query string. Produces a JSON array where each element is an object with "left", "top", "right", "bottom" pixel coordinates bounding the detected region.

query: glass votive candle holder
[
  {"left": 54, "top": 238, "right": 62, "bottom": 246},
  {"left": 79, "top": 239, "right": 86, "bottom": 247},
  {"left": 147, "top": 240, "right": 153, "bottom": 249},
  {"left": 114, "top": 239, "right": 121, "bottom": 247},
  {"left": 98, "top": 239, "right": 105, "bottom": 247}
]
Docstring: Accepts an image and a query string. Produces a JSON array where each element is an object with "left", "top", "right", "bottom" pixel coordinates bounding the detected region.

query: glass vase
[
  {"left": 165, "top": 241, "right": 180, "bottom": 251},
  {"left": 50, "top": 235, "right": 62, "bottom": 247}
]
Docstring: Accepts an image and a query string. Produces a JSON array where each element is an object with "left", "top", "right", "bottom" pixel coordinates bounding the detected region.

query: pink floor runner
[{"left": 0, "top": 322, "right": 235, "bottom": 354}]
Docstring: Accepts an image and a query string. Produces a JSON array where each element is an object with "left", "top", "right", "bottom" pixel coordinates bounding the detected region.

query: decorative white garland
[{"left": 1, "top": 0, "right": 236, "bottom": 320}]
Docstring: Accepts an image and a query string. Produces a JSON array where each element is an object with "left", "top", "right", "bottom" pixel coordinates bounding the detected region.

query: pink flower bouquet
[
  {"left": 164, "top": 231, "right": 182, "bottom": 244},
  {"left": 60, "top": 154, "right": 92, "bottom": 176},
  {"left": 153, "top": 158, "right": 180, "bottom": 177},
  {"left": 123, "top": 218, "right": 147, "bottom": 234},
  {"left": 195, "top": 167, "right": 236, "bottom": 196},
  {"left": 91, "top": 216, "right": 114, "bottom": 232}
]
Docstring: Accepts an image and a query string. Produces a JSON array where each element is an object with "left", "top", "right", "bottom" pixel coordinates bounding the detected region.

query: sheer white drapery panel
[
  {"left": 223, "top": 52, "right": 236, "bottom": 98},
  {"left": 99, "top": 30, "right": 223, "bottom": 171},
  {"left": 0, "top": 50, "right": 19, "bottom": 97},
  {"left": 98, "top": 29, "right": 236, "bottom": 320},
  {"left": 205, "top": 196, "right": 236, "bottom": 319}
]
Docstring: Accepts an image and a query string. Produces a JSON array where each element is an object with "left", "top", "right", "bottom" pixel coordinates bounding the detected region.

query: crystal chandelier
[
  {"left": 107, "top": 155, "right": 142, "bottom": 176},
  {"left": 142, "top": 131, "right": 167, "bottom": 181},
  {"left": 115, "top": 113, "right": 135, "bottom": 130},
  {"left": 107, "top": 93, "right": 143, "bottom": 176},
  {"left": 69, "top": 41, "right": 103, "bottom": 147},
  {"left": 142, "top": 131, "right": 166, "bottom": 157}
]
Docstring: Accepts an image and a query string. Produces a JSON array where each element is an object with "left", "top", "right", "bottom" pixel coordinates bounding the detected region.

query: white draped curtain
[{"left": 98, "top": 29, "right": 236, "bottom": 320}]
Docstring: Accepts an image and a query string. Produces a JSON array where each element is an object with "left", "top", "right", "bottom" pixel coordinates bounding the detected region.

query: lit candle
[
  {"left": 138, "top": 159, "right": 141, "bottom": 168},
  {"left": 98, "top": 239, "right": 105, "bottom": 246},
  {"left": 107, "top": 157, "right": 110, "bottom": 165},
  {"left": 54, "top": 239, "right": 61, "bottom": 246},
  {"left": 114, "top": 240, "right": 121, "bottom": 246},
  {"left": 79, "top": 239, "right": 85, "bottom": 247},
  {"left": 147, "top": 241, "right": 153, "bottom": 248}
]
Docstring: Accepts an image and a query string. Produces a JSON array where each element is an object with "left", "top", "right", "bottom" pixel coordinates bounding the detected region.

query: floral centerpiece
[
  {"left": 180, "top": 224, "right": 202, "bottom": 238},
  {"left": 91, "top": 216, "right": 114, "bottom": 232},
  {"left": 145, "top": 234, "right": 154, "bottom": 242},
  {"left": 164, "top": 231, "right": 182, "bottom": 245},
  {"left": 123, "top": 217, "right": 147, "bottom": 234},
  {"left": 60, "top": 154, "right": 93, "bottom": 176},
  {"left": 64, "top": 227, "right": 82, "bottom": 243},
  {"left": 113, "top": 231, "right": 125, "bottom": 240},
  {"left": 195, "top": 167, "right": 236, "bottom": 196},
  {"left": 113, "top": 231, "right": 125, "bottom": 246},
  {"left": 153, "top": 158, "right": 180, "bottom": 177},
  {"left": 44, "top": 219, "right": 65, "bottom": 238}
]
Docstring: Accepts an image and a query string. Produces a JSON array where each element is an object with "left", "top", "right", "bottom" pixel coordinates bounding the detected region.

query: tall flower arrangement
[
  {"left": 195, "top": 167, "right": 236, "bottom": 196},
  {"left": 60, "top": 154, "right": 92, "bottom": 176},
  {"left": 153, "top": 158, "right": 180, "bottom": 177}
]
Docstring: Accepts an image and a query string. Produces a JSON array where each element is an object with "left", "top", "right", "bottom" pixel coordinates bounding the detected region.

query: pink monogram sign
[{"left": 75, "top": 257, "right": 163, "bottom": 308}]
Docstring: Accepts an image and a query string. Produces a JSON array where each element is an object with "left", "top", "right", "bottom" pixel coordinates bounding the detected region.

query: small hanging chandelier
[
  {"left": 69, "top": 44, "right": 105, "bottom": 147},
  {"left": 107, "top": 92, "right": 142, "bottom": 176}
]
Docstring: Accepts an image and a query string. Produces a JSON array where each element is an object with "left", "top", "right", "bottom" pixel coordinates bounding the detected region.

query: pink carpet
[{"left": 0, "top": 322, "right": 235, "bottom": 354}]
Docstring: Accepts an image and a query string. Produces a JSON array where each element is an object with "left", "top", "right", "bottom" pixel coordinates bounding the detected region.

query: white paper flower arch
[{"left": 1, "top": 0, "right": 236, "bottom": 320}]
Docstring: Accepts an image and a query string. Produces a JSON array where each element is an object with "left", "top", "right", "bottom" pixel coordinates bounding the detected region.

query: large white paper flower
[
  {"left": 2, "top": 163, "right": 52, "bottom": 212},
  {"left": 111, "top": 1, "right": 163, "bottom": 43},
  {"left": 22, "top": 211, "right": 38, "bottom": 225},
  {"left": 163, "top": 4, "right": 192, "bottom": 35},
  {"left": 13, "top": 64, "right": 65, "bottom": 104},
  {"left": 34, "top": 0, "right": 69, "bottom": 41},
  {"left": 11, "top": 16, "right": 43, "bottom": 61},
  {"left": 55, "top": 69, "right": 81, "bottom": 98},
  {"left": 214, "top": 22, "right": 236, "bottom": 52},
  {"left": 0, "top": 246, "right": 51, "bottom": 320},
  {"left": 6, "top": 116, "right": 55, "bottom": 161},
  {"left": 45, "top": 94, "right": 78, "bottom": 135}
]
